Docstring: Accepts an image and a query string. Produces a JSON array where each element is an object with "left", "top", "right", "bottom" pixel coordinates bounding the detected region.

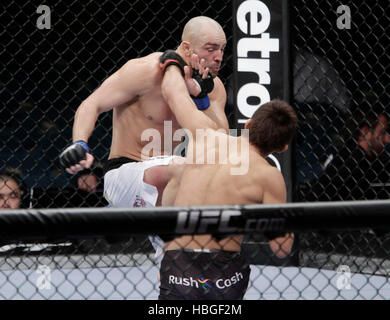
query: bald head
[
  {"left": 182, "top": 16, "right": 224, "bottom": 44},
  {"left": 179, "top": 16, "right": 226, "bottom": 77}
]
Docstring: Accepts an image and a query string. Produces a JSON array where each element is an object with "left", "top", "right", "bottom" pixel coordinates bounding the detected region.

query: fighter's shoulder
[
  {"left": 254, "top": 161, "right": 285, "bottom": 186},
  {"left": 121, "top": 52, "right": 161, "bottom": 75}
]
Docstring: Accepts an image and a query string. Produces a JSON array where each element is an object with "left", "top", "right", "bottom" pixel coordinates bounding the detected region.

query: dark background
[
  {"left": 0, "top": 0, "right": 389, "bottom": 206},
  {"left": 291, "top": 1, "right": 390, "bottom": 201}
]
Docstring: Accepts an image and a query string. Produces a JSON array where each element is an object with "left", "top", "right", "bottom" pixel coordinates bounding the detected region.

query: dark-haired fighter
[{"left": 158, "top": 64, "right": 298, "bottom": 300}]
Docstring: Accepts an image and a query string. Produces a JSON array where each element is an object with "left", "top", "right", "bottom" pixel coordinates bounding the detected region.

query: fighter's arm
[
  {"left": 73, "top": 58, "right": 152, "bottom": 142},
  {"left": 183, "top": 54, "right": 229, "bottom": 132},
  {"left": 203, "top": 76, "right": 229, "bottom": 132},
  {"left": 161, "top": 66, "right": 220, "bottom": 135},
  {"left": 261, "top": 167, "right": 295, "bottom": 259},
  {"left": 64, "top": 58, "right": 153, "bottom": 174}
]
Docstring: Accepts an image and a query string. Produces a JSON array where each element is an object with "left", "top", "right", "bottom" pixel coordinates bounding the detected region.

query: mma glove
[
  {"left": 189, "top": 69, "right": 214, "bottom": 99},
  {"left": 190, "top": 69, "right": 214, "bottom": 110},
  {"left": 59, "top": 140, "right": 89, "bottom": 168},
  {"left": 160, "top": 49, "right": 214, "bottom": 110},
  {"left": 160, "top": 50, "right": 187, "bottom": 76}
]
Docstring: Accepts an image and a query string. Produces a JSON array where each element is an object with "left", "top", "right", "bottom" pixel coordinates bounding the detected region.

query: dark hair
[
  {"left": 348, "top": 107, "right": 389, "bottom": 141},
  {"left": 76, "top": 167, "right": 104, "bottom": 191},
  {"left": 0, "top": 169, "right": 23, "bottom": 189},
  {"left": 0, "top": 168, "right": 27, "bottom": 208},
  {"left": 248, "top": 99, "right": 298, "bottom": 155}
]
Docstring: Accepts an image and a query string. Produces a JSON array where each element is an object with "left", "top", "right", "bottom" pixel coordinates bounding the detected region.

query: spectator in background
[
  {"left": 305, "top": 108, "right": 390, "bottom": 201},
  {"left": 0, "top": 170, "right": 24, "bottom": 209},
  {"left": 74, "top": 167, "right": 107, "bottom": 207},
  {"left": 77, "top": 168, "right": 101, "bottom": 194}
]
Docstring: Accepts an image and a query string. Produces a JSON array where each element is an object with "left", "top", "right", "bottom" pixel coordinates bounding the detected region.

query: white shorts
[
  {"left": 103, "top": 156, "right": 178, "bottom": 263},
  {"left": 103, "top": 156, "right": 177, "bottom": 208}
]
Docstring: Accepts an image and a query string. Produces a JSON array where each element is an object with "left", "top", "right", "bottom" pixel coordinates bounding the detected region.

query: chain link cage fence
[
  {"left": 291, "top": 0, "right": 390, "bottom": 294},
  {"left": 1, "top": 231, "right": 390, "bottom": 300},
  {"left": 1, "top": 204, "right": 390, "bottom": 300},
  {"left": 0, "top": 0, "right": 235, "bottom": 205},
  {"left": 1, "top": 0, "right": 390, "bottom": 300},
  {"left": 293, "top": 0, "right": 390, "bottom": 200}
]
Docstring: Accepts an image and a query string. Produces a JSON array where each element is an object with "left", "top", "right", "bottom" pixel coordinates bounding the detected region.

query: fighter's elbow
[
  {"left": 77, "top": 100, "right": 96, "bottom": 114},
  {"left": 82, "top": 99, "right": 110, "bottom": 118}
]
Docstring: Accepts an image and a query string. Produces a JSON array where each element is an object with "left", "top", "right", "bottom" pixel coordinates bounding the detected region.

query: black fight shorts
[{"left": 158, "top": 249, "right": 250, "bottom": 300}]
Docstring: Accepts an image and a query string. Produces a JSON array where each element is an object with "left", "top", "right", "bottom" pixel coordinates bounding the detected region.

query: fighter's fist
[{"left": 59, "top": 141, "right": 94, "bottom": 174}]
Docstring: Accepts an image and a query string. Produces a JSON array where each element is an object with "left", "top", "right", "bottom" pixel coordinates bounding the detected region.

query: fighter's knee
[{"left": 144, "top": 165, "right": 171, "bottom": 189}]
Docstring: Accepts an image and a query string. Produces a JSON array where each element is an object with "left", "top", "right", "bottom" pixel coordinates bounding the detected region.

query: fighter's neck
[
  {"left": 239, "top": 136, "right": 269, "bottom": 159},
  {"left": 175, "top": 47, "right": 189, "bottom": 65}
]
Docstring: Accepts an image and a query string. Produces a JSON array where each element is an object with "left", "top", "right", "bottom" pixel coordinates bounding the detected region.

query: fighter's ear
[
  {"left": 181, "top": 41, "right": 191, "bottom": 57},
  {"left": 244, "top": 119, "right": 252, "bottom": 130}
]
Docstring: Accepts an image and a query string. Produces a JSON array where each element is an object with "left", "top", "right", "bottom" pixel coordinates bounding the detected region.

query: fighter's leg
[{"left": 143, "top": 156, "right": 186, "bottom": 206}]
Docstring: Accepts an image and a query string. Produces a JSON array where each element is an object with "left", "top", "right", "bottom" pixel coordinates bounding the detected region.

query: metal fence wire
[
  {"left": 1, "top": 0, "right": 390, "bottom": 300},
  {"left": 292, "top": 1, "right": 390, "bottom": 299},
  {"left": 293, "top": 0, "right": 390, "bottom": 202},
  {"left": 1, "top": 230, "right": 390, "bottom": 299},
  {"left": 0, "top": 0, "right": 235, "bottom": 204}
]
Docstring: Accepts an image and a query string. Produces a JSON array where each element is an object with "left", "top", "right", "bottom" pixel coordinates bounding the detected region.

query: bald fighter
[
  {"left": 157, "top": 64, "right": 298, "bottom": 299},
  {"left": 58, "top": 17, "right": 229, "bottom": 253},
  {"left": 60, "top": 16, "right": 228, "bottom": 250},
  {"left": 60, "top": 16, "right": 228, "bottom": 204}
]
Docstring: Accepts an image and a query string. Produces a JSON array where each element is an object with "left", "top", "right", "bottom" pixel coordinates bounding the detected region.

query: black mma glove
[
  {"left": 159, "top": 50, "right": 187, "bottom": 76},
  {"left": 190, "top": 69, "right": 214, "bottom": 99},
  {"left": 160, "top": 49, "right": 214, "bottom": 110},
  {"left": 190, "top": 69, "right": 214, "bottom": 110},
  {"left": 59, "top": 141, "right": 89, "bottom": 168}
]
